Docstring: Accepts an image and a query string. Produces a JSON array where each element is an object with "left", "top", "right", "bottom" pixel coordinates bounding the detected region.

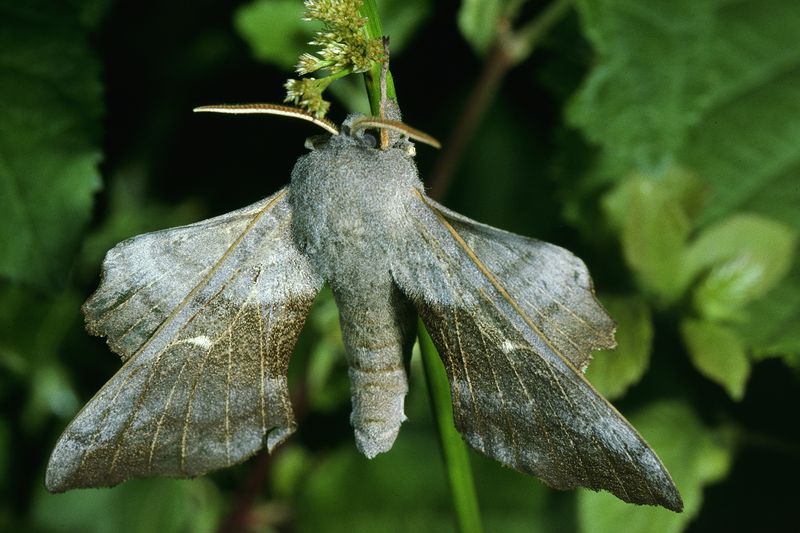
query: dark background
[{"left": 1, "top": 0, "right": 798, "bottom": 531}]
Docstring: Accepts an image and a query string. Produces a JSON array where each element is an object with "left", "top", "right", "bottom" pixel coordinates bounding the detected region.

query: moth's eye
[
  {"left": 304, "top": 135, "right": 329, "bottom": 151},
  {"left": 362, "top": 132, "right": 377, "bottom": 148}
]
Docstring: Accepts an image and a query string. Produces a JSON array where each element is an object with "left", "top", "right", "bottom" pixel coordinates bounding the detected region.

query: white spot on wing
[{"left": 185, "top": 335, "right": 212, "bottom": 349}]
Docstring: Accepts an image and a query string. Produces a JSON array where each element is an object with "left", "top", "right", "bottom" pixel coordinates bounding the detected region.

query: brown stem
[
  {"left": 217, "top": 450, "right": 276, "bottom": 533},
  {"left": 427, "top": 44, "right": 512, "bottom": 201},
  {"left": 216, "top": 385, "right": 309, "bottom": 533},
  {"left": 426, "top": 0, "right": 573, "bottom": 201}
]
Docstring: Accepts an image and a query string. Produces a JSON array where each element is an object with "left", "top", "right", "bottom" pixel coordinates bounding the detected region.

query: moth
[{"left": 46, "top": 103, "right": 682, "bottom": 512}]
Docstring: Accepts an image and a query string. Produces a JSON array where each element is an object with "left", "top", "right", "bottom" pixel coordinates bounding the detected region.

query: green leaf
[
  {"left": 577, "top": 401, "right": 732, "bottom": 533},
  {"left": 271, "top": 445, "right": 312, "bottom": 498},
  {"left": 571, "top": 0, "right": 800, "bottom": 246},
  {"left": 234, "top": 0, "right": 313, "bottom": 70},
  {"left": 737, "top": 263, "right": 800, "bottom": 366},
  {"left": 602, "top": 170, "right": 704, "bottom": 301},
  {"left": 569, "top": 0, "right": 717, "bottom": 173},
  {"left": 681, "top": 318, "right": 750, "bottom": 400},
  {"left": 571, "top": 0, "right": 800, "bottom": 363},
  {"left": 305, "top": 288, "right": 350, "bottom": 412},
  {"left": 684, "top": 12, "right": 800, "bottom": 229},
  {"left": 571, "top": 0, "right": 800, "bottom": 181},
  {"left": 235, "top": 0, "right": 430, "bottom": 72},
  {"left": 458, "top": 0, "right": 506, "bottom": 55},
  {"left": 0, "top": 286, "right": 80, "bottom": 426},
  {"left": 585, "top": 296, "right": 653, "bottom": 400},
  {"left": 685, "top": 214, "right": 797, "bottom": 322},
  {"left": 0, "top": 1, "right": 103, "bottom": 290},
  {"left": 296, "top": 430, "right": 455, "bottom": 533},
  {"left": 373, "top": 0, "right": 432, "bottom": 52},
  {"left": 32, "top": 478, "right": 222, "bottom": 533}
]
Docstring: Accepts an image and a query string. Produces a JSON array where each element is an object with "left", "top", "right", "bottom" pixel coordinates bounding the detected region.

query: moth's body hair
[{"left": 290, "top": 114, "right": 421, "bottom": 456}]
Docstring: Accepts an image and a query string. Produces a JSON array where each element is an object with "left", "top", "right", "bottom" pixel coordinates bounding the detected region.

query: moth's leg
[{"left": 334, "top": 280, "right": 415, "bottom": 458}]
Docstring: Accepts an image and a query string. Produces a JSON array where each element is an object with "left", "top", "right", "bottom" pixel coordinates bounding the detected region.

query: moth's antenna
[
  {"left": 351, "top": 117, "right": 441, "bottom": 149},
  {"left": 193, "top": 103, "right": 339, "bottom": 135}
]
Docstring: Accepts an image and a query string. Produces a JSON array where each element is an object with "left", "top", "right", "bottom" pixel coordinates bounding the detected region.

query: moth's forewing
[
  {"left": 423, "top": 198, "right": 617, "bottom": 371},
  {"left": 391, "top": 192, "right": 683, "bottom": 512},
  {"left": 46, "top": 188, "right": 323, "bottom": 492}
]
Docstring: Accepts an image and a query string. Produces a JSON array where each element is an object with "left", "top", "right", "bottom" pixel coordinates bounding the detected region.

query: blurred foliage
[
  {"left": 0, "top": 0, "right": 798, "bottom": 532},
  {"left": 0, "top": 0, "right": 102, "bottom": 290},
  {"left": 235, "top": 0, "right": 312, "bottom": 70},
  {"left": 584, "top": 296, "right": 652, "bottom": 400},
  {"left": 31, "top": 478, "right": 223, "bottom": 533},
  {"left": 457, "top": 0, "right": 506, "bottom": 55},
  {"left": 577, "top": 402, "right": 732, "bottom": 533}
]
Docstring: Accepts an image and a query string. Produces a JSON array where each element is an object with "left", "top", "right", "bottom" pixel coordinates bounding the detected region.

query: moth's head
[
  {"left": 193, "top": 103, "right": 440, "bottom": 157},
  {"left": 333, "top": 113, "right": 439, "bottom": 157}
]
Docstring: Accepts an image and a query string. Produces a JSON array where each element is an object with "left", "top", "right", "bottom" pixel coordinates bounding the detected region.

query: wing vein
[
  {"left": 108, "top": 263, "right": 245, "bottom": 474},
  {"left": 178, "top": 267, "right": 245, "bottom": 472},
  {"left": 473, "top": 292, "right": 522, "bottom": 466},
  {"left": 94, "top": 270, "right": 170, "bottom": 328},
  {"left": 225, "top": 327, "right": 232, "bottom": 465},
  {"left": 259, "top": 300, "right": 270, "bottom": 435},
  {"left": 416, "top": 191, "right": 592, "bottom": 373},
  {"left": 494, "top": 238, "right": 608, "bottom": 339},
  {"left": 76, "top": 365, "right": 146, "bottom": 472},
  {"left": 111, "top": 302, "right": 162, "bottom": 346},
  {"left": 148, "top": 350, "right": 198, "bottom": 470},
  {"left": 120, "top": 189, "right": 288, "bottom": 367},
  {"left": 452, "top": 305, "right": 482, "bottom": 438},
  {"left": 477, "top": 283, "right": 590, "bottom": 484}
]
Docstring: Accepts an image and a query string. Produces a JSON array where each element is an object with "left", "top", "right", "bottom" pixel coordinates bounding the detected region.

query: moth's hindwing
[
  {"left": 391, "top": 191, "right": 683, "bottom": 512},
  {"left": 46, "top": 188, "right": 323, "bottom": 492}
]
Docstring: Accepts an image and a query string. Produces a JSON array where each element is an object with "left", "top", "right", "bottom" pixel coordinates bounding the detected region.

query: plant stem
[
  {"left": 512, "top": 0, "right": 573, "bottom": 61},
  {"left": 427, "top": 43, "right": 512, "bottom": 201},
  {"left": 419, "top": 321, "right": 483, "bottom": 533},
  {"left": 217, "top": 384, "right": 310, "bottom": 532},
  {"left": 359, "top": 0, "right": 396, "bottom": 116},
  {"left": 427, "top": 0, "right": 573, "bottom": 201},
  {"left": 217, "top": 449, "right": 275, "bottom": 533}
]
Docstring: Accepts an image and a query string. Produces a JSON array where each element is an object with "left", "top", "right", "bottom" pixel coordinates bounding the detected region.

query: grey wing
[
  {"left": 426, "top": 199, "right": 615, "bottom": 370},
  {"left": 391, "top": 190, "right": 682, "bottom": 512},
  {"left": 46, "top": 187, "right": 323, "bottom": 492}
]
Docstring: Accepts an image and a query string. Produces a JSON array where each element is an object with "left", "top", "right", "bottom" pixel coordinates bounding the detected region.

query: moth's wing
[
  {"left": 46, "top": 187, "right": 323, "bottom": 492},
  {"left": 82, "top": 191, "right": 301, "bottom": 360},
  {"left": 427, "top": 200, "right": 616, "bottom": 370},
  {"left": 391, "top": 191, "right": 683, "bottom": 512}
]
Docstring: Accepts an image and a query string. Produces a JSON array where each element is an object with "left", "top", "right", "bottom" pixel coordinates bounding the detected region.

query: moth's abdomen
[
  {"left": 335, "top": 282, "right": 416, "bottom": 459},
  {"left": 347, "top": 349, "right": 408, "bottom": 458},
  {"left": 288, "top": 132, "right": 421, "bottom": 457}
]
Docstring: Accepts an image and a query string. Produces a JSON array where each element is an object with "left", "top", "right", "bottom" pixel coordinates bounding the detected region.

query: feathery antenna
[{"left": 193, "top": 103, "right": 339, "bottom": 135}]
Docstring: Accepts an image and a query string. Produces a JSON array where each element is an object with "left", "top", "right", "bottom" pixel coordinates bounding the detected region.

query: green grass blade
[{"left": 419, "top": 320, "right": 483, "bottom": 533}]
